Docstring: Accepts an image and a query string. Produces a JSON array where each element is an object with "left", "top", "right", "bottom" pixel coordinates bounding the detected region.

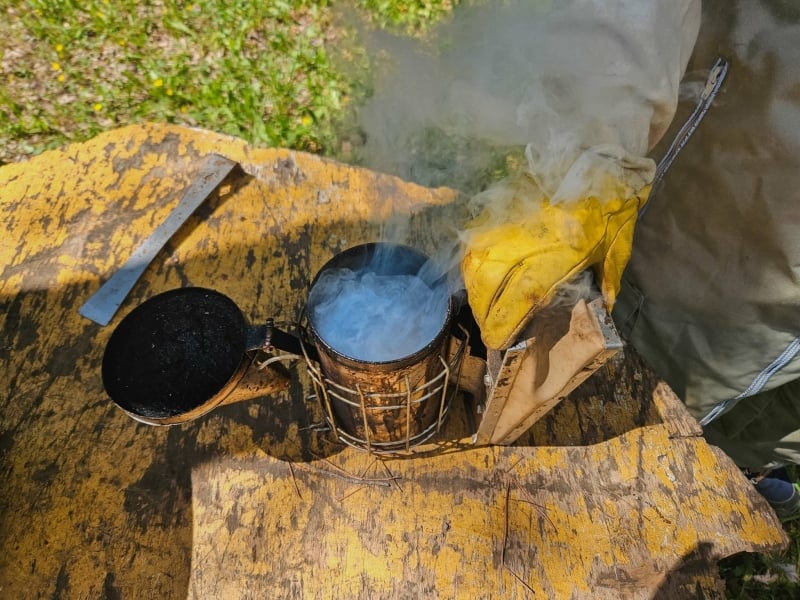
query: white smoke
[
  {"left": 328, "top": 0, "right": 699, "bottom": 349},
  {"left": 353, "top": 0, "right": 699, "bottom": 198},
  {"left": 308, "top": 267, "right": 449, "bottom": 362}
]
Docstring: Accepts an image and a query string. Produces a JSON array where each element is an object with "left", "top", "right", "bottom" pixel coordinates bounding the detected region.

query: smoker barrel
[{"left": 305, "top": 243, "right": 459, "bottom": 451}]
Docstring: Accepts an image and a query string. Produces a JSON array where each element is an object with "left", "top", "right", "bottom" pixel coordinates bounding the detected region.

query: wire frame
[{"left": 304, "top": 326, "right": 469, "bottom": 455}]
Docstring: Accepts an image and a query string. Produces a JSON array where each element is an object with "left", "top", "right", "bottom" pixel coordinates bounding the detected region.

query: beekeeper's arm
[{"left": 460, "top": 0, "right": 701, "bottom": 349}]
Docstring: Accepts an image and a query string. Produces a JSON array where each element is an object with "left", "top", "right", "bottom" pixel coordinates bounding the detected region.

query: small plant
[{"left": 720, "top": 467, "right": 800, "bottom": 598}]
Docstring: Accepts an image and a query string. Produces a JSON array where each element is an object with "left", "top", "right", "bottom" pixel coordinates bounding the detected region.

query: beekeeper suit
[
  {"left": 614, "top": 0, "right": 800, "bottom": 470},
  {"left": 460, "top": 0, "right": 800, "bottom": 469}
]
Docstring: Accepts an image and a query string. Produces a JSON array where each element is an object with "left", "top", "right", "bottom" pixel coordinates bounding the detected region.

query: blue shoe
[{"left": 754, "top": 477, "right": 800, "bottom": 521}]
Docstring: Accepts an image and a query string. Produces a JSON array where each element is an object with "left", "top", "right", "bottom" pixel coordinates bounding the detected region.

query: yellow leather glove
[{"left": 461, "top": 167, "right": 650, "bottom": 350}]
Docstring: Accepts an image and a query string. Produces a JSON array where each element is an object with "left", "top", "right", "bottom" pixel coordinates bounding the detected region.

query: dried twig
[
  {"left": 293, "top": 463, "right": 392, "bottom": 487},
  {"left": 511, "top": 476, "right": 556, "bottom": 532},
  {"left": 337, "top": 486, "right": 367, "bottom": 503},
  {"left": 501, "top": 481, "right": 536, "bottom": 596},
  {"left": 309, "top": 451, "right": 365, "bottom": 476},
  {"left": 381, "top": 460, "right": 403, "bottom": 492},
  {"left": 298, "top": 421, "right": 330, "bottom": 433},
  {"left": 504, "top": 564, "right": 536, "bottom": 596},
  {"left": 358, "top": 457, "right": 378, "bottom": 480},
  {"left": 287, "top": 461, "right": 302, "bottom": 500},
  {"left": 503, "top": 455, "right": 525, "bottom": 475},
  {"left": 304, "top": 451, "right": 398, "bottom": 486},
  {"left": 501, "top": 479, "right": 511, "bottom": 567}
]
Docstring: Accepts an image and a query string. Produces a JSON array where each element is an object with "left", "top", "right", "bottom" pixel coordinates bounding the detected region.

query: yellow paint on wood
[{"left": 0, "top": 124, "right": 788, "bottom": 599}]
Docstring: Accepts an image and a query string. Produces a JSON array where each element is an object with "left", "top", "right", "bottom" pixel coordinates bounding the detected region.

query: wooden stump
[{"left": 0, "top": 124, "right": 787, "bottom": 599}]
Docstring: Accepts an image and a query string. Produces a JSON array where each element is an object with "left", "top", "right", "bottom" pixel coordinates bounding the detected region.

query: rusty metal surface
[{"left": 0, "top": 123, "right": 788, "bottom": 599}]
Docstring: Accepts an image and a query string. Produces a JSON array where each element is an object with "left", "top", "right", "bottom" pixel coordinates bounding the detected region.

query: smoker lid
[{"left": 102, "top": 287, "right": 247, "bottom": 419}]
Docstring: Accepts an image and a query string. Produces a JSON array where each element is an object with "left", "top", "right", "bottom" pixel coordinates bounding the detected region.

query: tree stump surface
[{"left": 0, "top": 124, "right": 787, "bottom": 599}]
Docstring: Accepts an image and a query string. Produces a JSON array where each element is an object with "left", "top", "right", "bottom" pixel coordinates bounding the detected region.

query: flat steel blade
[{"left": 79, "top": 153, "right": 238, "bottom": 326}]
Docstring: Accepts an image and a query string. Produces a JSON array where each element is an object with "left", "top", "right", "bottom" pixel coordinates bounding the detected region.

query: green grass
[
  {"left": 0, "top": 0, "right": 456, "bottom": 164},
  {"left": 719, "top": 467, "right": 800, "bottom": 599},
  {"left": 720, "top": 541, "right": 800, "bottom": 600},
  {"left": 3, "top": 1, "right": 800, "bottom": 597}
]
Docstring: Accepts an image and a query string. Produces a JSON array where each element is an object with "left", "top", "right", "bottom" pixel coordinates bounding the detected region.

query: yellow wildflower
[
  {"left": 58, "top": 74, "right": 65, "bottom": 83},
  {"left": 93, "top": 103, "right": 103, "bottom": 112},
  {"left": 55, "top": 44, "right": 64, "bottom": 54},
  {"left": 301, "top": 115, "right": 313, "bottom": 126},
  {"left": 166, "top": 88, "right": 174, "bottom": 96},
  {"left": 153, "top": 78, "right": 164, "bottom": 88},
  {"left": 51, "top": 62, "right": 61, "bottom": 71}
]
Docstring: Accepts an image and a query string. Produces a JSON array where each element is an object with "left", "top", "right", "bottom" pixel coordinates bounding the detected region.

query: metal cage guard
[{"left": 303, "top": 325, "right": 469, "bottom": 455}]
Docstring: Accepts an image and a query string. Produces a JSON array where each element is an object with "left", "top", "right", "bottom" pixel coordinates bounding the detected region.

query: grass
[
  {"left": 0, "top": 0, "right": 456, "bottom": 164},
  {"left": 718, "top": 467, "right": 800, "bottom": 599},
  {"left": 721, "top": 539, "right": 800, "bottom": 600},
  {"left": 2, "top": 1, "right": 800, "bottom": 597}
]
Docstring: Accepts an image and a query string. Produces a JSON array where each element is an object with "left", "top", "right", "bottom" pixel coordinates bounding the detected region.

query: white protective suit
[{"left": 615, "top": 0, "right": 800, "bottom": 469}]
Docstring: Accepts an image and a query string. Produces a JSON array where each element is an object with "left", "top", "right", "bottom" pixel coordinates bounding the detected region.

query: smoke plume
[
  {"left": 354, "top": 0, "right": 699, "bottom": 197},
  {"left": 333, "top": 0, "right": 700, "bottom": 349}
]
